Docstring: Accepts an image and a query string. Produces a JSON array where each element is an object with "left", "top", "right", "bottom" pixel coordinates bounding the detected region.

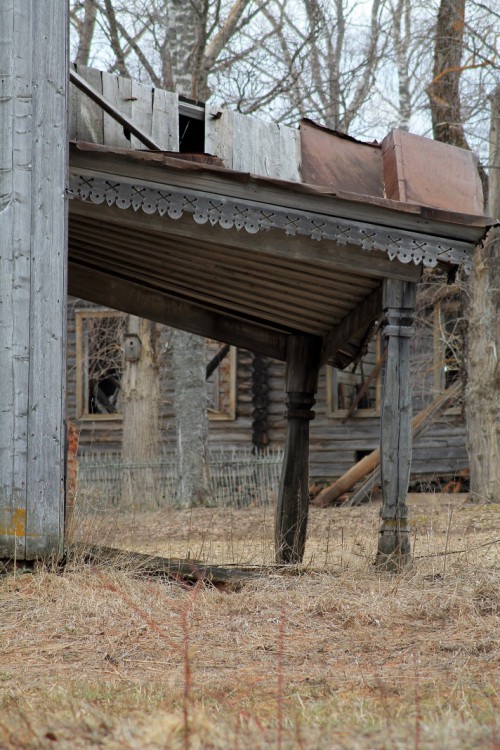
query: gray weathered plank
[
  {"left": 205, "top": 108, "right": 301, "bottom": 181},
  {"left": 102, "top": 72, "right": 132, "bottom": 148},
  {"left": 74, "top": 66, "right": 104, "bottom": 144},
  {"left": 0, "top": 0, "right": 67, "bottom": 559},
  {"left": 152, "top": 88, "right": 179, "bottom": 151},
  {"left": 130, "top": 79, "right": 153, "bottom": 150}
]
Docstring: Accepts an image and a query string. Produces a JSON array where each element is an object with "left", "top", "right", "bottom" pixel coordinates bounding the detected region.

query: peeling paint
[{"left": 0, "top": 508, "right": 26, "bottom": 537}]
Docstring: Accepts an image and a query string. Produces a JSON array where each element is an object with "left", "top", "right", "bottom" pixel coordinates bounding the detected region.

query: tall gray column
[
  {"left": 0, "top": 0, "right": 68, "bottom": 559},
  {"left": 376, "top": 280, "right": 417, "bottom": 571},
  {"left": 275, "top": 335, "right": 321, "bottom": 564}
]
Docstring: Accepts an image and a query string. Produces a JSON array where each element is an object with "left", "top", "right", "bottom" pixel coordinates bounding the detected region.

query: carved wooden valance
[{"left": 68, "top": 174, "right": 474, "bottom": 272}]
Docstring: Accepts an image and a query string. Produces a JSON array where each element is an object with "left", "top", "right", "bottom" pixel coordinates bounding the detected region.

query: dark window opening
[
  {"left": 355, "top": 450, "right": 372, "bottom": 462},
  {"left": 330, "top": 333, "right": 382, "bottom": 416},
  {"left": 88, "top": 367, "right": 121, "bottom": 415},
  {"left": 178, "top": 97, "right": 205, "bottom": 153},
  {"left": 77, "top": 311, "right": 126, "bottom": 419}
]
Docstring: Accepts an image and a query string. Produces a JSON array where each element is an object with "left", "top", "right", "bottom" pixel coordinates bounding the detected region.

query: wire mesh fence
[{"left": 76, "top": 448, "right": 284, "bottom": 512}]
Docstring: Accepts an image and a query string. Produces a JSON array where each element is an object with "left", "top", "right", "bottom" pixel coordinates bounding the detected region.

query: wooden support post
[
  {"left": 0, "top": 0, "right": 68, "bottom": 559},
  {"left": 376, "top": 280, "right": 417, "bottom": 571},
  {"left": 275, "top": 335, "right": 321, "bottom": 564}
]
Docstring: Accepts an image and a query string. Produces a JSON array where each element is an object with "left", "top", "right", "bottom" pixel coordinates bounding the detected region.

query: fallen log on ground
[
  {"left": 70, "top": 543, "right": 265, "bottom": 589},
  {"left": 312, "top": 380, "right": 462, "bottom": 508}
]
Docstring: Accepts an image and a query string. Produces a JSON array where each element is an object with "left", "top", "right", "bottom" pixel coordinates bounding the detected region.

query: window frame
[
  {"left": 326, "top": 332, "right": 383, "bottom": 419},
  {"left": 75, "top": 309, "right": 126, "bottom": 421},
  {"left": 206, "top": 342, "right": 237, "bottom": 421}
]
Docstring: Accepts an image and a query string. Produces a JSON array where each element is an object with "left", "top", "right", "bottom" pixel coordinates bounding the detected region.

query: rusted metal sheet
[
  {"left": 300, "top": 119, "right": 384, "bottom": 198},
  {"left": 381, "top": 129, "right": 484, "bottom": 215}
]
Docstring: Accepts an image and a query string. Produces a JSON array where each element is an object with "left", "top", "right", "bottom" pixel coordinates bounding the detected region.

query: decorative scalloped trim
[{"left": 68, "top": 174, "right": 472, "bottom": 272}]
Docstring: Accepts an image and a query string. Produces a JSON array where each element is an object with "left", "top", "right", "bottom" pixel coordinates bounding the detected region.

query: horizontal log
[{"left": 75, "top": 544, "right": 264, "bottom": 587}]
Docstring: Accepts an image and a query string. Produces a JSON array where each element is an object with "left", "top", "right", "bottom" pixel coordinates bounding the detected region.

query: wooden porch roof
[{"left": 68, "top": 140, "right": 491, "bottom": 367}]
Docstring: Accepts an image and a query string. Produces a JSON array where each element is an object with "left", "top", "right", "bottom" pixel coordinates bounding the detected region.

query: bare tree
[
  {"left": 427, "top": 0, "right": 499, "bottom": 503},
  {"left": 465, "top": 87, "right": 500, "bottom": 503}
]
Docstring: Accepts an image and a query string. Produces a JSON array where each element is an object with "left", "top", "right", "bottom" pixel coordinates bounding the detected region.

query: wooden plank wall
[
  {"left": 0, "top": 0, "right": 67, "bottom": 559},
  {"left": 205, "top": 107, "right": 301, "bottom": 180},
  {"left": 69, "top": 65, "right": 179, "bottom": 150},
  {"left": 69, "top": 67, "right": 301, "bottom": 180}
]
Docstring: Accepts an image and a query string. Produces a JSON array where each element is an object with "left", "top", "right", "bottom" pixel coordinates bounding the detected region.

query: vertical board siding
[
  {"left": 205, "top": 109, "right": 301, "bottom": 181},
  {"left": 68, "top": 67, "right": 301, "bottom": 178},
  {"left": 26, "top": 0, "right": 68, "bottom": 558},
  {"left": 152, "top": 88, "right": 179, "bottom": 151},
  {"left": 0, "top": 1, "right": 28, "bottom": 558},
  {"left": 71, "top": 65, "right": 104, "bottom": 144},
  {"left": 102, "top": 73, "right": 133, "bottom": 149},
  {"left": 0, "top": 0, "right": 67, "bottom": 559},
  {"left": 70, "top": 66, "right": 180, "bottom": 152}
]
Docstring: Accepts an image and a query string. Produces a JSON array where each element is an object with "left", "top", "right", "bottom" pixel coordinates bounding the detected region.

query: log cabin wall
[
  {"left": 67, "top": 295, "right": 468, "bottom": 483},
  {"left": 266, "top": 282, "right": 468, "bottom": 484},
  {"left": 67, "top": 297, "right": 254, "bottom": 456}
]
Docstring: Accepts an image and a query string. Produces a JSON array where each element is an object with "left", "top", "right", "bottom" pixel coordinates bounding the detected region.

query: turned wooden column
[
  {"left": 275, "top": 335, "right": 321, "bottom": 564},
  {"left": 377, "top": 280, "right": 417, "bottom": 571}
]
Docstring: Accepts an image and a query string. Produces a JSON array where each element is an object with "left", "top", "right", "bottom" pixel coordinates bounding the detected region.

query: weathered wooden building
[
  {"left": 67, "top": 68, "right": 480, "bottom": 488},
  {"left": 2, "top": 47, "right": 491, "bottom": 564}
]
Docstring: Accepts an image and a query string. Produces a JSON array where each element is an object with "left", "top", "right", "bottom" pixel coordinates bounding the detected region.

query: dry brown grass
[{"left": 1, "top": 493, "right": 499, "bottom": 749}]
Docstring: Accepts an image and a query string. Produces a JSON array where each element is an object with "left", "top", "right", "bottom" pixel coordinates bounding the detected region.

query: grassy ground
[{"left": 0, "top": 493, "right": 498, "bottom": 749}]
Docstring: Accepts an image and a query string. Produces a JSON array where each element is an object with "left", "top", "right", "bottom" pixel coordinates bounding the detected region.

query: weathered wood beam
[
  {"left": 376, "top": 279, "right": 417, "bottom": 571},
  {"left": 275, "top": 335, "right": 322, "bottom": 564},
  {"left": 0, "top": 0, "right": 67, "bottom": 560},
  {"left": 321, "top": 285, "right": 384, "bottom": 366},
  {"left": 76, "top": 544, "right": 261, "bottom": 588},
  {"left": 68, "top": 262, "right": 288, "bottom": 360}
]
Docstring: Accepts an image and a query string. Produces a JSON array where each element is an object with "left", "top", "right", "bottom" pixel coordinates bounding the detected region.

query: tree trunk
[
  {"left": 428, "top": 0, "right": 468, "bottom": 150},
  {"left": 465, "top": 85, "right": 500, "bottom": 503},
  {"left": 171, "top": 330, "right": 212, "bottom": 507},
  {"left": 428, "top": 0, "right": 498, "bottom": 502},
  {"left": 74, "top": 0, "right": 97, "bottom": 66},
  {"left": 121, "top": 316, "right": 162, "bottom": 509}
]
